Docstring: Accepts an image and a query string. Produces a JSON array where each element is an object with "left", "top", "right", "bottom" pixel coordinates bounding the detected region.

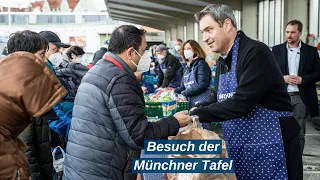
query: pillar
[
  {"left": 176, "top": 25, "right": 184, "bottom": 41},
  {"left": 242, "top": 0, "right": 258, "bottom": 40},
  {"left": 283, "top": 0, "right": 308, "bottom": 42},
  {"left": 186, "top": 21, "right": 194, "bottom": 41},
  {"left": 171, "top": 27, "right": 177, "bottom": 42},
  {"left": 165, "top": 29, "right": 171, "bottom": 44}
]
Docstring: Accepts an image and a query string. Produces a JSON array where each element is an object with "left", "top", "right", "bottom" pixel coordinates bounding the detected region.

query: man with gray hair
[
  {"left": 190, "top": 4, "right": 302, "bottom": 180},
  {"left": 155, "top": 44, "right": 183, "bottom": 88}
]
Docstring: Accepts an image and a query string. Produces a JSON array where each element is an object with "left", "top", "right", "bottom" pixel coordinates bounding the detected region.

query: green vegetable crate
[{"left": 145, "top": 101, "right": 189, "bottom": 118}]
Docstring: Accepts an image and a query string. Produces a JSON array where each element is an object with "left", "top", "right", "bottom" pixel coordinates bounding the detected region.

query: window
[
  {"left": 309, "top": 0, "right": 320, "bottom": 46},
  {"left": 83, "top": 15, "right": 107, "bottom": 23},
  {"left": 233, "top": 10, "right": 241, "bottom": 30},
  {"left": 0, "top": 15, "right": 8, "bottom": 24},
  {"left": 11, "top": 15, "right": 28, "bottom": 24},
  {"left": 36, "top": 15, "right": 75, "bottom": 24},
  {"left": 258, "top": 0, "right": 284, "bottom": 47}
]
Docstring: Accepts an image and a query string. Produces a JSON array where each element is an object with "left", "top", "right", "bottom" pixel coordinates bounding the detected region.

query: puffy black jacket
[
  {"left": 175, "top": 57, "right": 211, "bottom": 97},
  {"left": 63, "top": 52, "right": 180, "bottom": 180},
  {"left": 19, "top": 109, "right": 57, "bottom": 180},
  {"left": 55, "top": 61, "right": 89, "bottom": 102},
  {"left": 157, "top": 52, "right": 182, "bottom": 88}
]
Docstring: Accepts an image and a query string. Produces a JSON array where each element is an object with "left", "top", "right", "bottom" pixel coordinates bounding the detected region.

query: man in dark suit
[{"left": 272, "top": 20, "right": 320, "bottom": 153}]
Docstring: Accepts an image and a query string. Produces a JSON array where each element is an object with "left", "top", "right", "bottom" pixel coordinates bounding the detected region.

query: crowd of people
[{"left": 0, "top": 3, "right": 320, "bottom": 180}]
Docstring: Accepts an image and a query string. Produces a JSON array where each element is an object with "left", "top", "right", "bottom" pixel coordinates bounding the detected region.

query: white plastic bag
[{"left": 52, "top": 146, "right": 65, "bottom": 173}]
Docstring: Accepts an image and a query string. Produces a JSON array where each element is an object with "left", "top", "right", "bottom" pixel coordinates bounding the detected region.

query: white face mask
[
  {"left": 184, "top": 49, "right": 194, "bottom": 60},
  {"left": 75, "top": 57, "right": 83, "bottom": 63},
  {"left": 174, "top": 45, "right": 181, "bottom": 51},
  {"left": 48, "top": 52, "right": 63, "bottom": 66},
  {"left": 131, "top": 49, "right": 151, "bottom": 72},
  {"left": 157, "top": 55, "right": 165, "bottom": 60}
]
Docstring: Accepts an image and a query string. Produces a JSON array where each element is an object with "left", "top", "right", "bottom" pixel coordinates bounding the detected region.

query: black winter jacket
[
  {"left": 19, "top": 109, "right": 57, "bottom": 180},
  {"left": 63, "top": 52, "right": 180, "bottom": 180},
  {"left": 175, "top": 57, "right": 211, "bottom": 97},
  {"left": 157, "top": 52, "right": 182, "bottom": 87}
]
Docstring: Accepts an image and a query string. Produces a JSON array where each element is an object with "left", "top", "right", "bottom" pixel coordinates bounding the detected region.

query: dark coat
[
  {"left": 63, "top": 52, "right": 180, "bottom": 180},
  {"left": 175, "top": 57, "right": 211, "bottom": 97},
  {"left": 19, "top": 110, "right": 59, "bottom": 180},
  {"left": 272, "top": 42, "right": 320, "bottom": 117},
  {"left": 157, "top": 52, "right": 182, "bottom": 88},
  {"left": 92, "top": 47, "right": 108, "bottom": 65}
]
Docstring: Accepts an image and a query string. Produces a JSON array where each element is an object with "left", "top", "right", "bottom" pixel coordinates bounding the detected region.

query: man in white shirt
[{"left": 273, "top": 20, "right": 320, "bottom": 153}]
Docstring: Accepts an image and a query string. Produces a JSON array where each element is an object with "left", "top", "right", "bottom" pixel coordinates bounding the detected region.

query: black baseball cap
[{"left": 39, "top": 31, "right": 70, "bottom": 48}]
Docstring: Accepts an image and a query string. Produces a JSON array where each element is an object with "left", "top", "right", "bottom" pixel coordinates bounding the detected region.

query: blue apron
[
  {"left": 183, "top": 66, "right": 211, "bottom": 129},
  {"left": 160, "top": 63, "right": 182, "bottom": 88},
  {"left": 183, "top": 67, "right": 210, "bottom": 107},
  {"left": 218, "top": 34, "right": 290, "bottom": 179}
]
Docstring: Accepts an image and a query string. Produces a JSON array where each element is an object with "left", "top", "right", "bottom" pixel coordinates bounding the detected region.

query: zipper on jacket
[
  {"left": 16, "top": 169, "right": 20, "bottom": 180},
  {"left": 121, "top": 151, "right": 130, "bottom": 176}
]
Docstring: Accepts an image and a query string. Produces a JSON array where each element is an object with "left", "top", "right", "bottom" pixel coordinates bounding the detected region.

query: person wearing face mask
[
  {"left": 65, "top": 45, "right": 85, "bottom": 63},
  {"left": 172, "top": 39, "right": 184, "bottom": 64},
  {"left": 53, "top": 45, "right": 89, "bottom": 114},
  {"left": 155, "top": 44, "right": 183, "bottom": 88},
  {"left": 3, "top": 30, "right": 67, "bottom": 180},
  {"left": 63, "top": 25, "right": 193, "bottom": 180},
  {"left": 174, "top": 40, "right": 212, "bottom": 107},
  {"left": 39, "top": 31, "right": 82, "bottom": 179},
  {"left": 39, "top": 31, "right": 70, "bottom": 71}
]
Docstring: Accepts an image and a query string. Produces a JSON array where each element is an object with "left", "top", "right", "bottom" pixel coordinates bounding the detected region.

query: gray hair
[{"left": 194, "top": 4, "right": 237, "bottom": 28}]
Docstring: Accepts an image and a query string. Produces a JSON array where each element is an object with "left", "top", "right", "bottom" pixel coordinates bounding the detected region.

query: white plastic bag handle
[{"left": 52, "top": 146, "right": 65, "bottom": 161}]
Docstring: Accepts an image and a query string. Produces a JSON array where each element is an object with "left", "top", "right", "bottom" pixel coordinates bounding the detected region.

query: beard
[{"left": 287, "top": 38, "right": 297, "bottom": 44}]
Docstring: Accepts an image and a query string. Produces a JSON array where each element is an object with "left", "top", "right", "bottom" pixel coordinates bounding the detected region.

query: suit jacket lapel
[
  {"left": 281, "top": 43, "right": 289, "bottom": 75},
  {"left": 298, "top": 42, "right": 306, "bottom": 76}
]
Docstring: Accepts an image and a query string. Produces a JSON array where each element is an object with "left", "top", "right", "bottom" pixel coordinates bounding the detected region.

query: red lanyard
[{"left": 103, "top": 55, "right": 124, "bottom": 70}]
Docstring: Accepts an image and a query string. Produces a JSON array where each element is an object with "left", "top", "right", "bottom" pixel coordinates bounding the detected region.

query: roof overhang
[{"left": 105, "top": 0, "right": 242, "bottom": 30}]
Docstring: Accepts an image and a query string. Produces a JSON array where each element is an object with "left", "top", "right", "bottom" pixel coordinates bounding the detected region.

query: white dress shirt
[{"left": 286, "top": 41, "right": 301, "bottom": 92}]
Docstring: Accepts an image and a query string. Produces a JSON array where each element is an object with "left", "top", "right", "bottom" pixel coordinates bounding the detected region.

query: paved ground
[
  {"left": 209, "top": 119, "right": 320, "bottom": 180},
  {"left": 303, "top": 117, "right": 320, "bottom": 180}
]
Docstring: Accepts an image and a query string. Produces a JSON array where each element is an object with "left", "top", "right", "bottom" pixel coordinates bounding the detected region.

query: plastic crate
[
  {"left": 145, "top": 102, "right": 163, "bottom": 118},
  {"left": 176, "top": 102, "right": 189, "bottom": 112},
  {"left": 144, "top": 101, "right": 189, "bottom": 118}
]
